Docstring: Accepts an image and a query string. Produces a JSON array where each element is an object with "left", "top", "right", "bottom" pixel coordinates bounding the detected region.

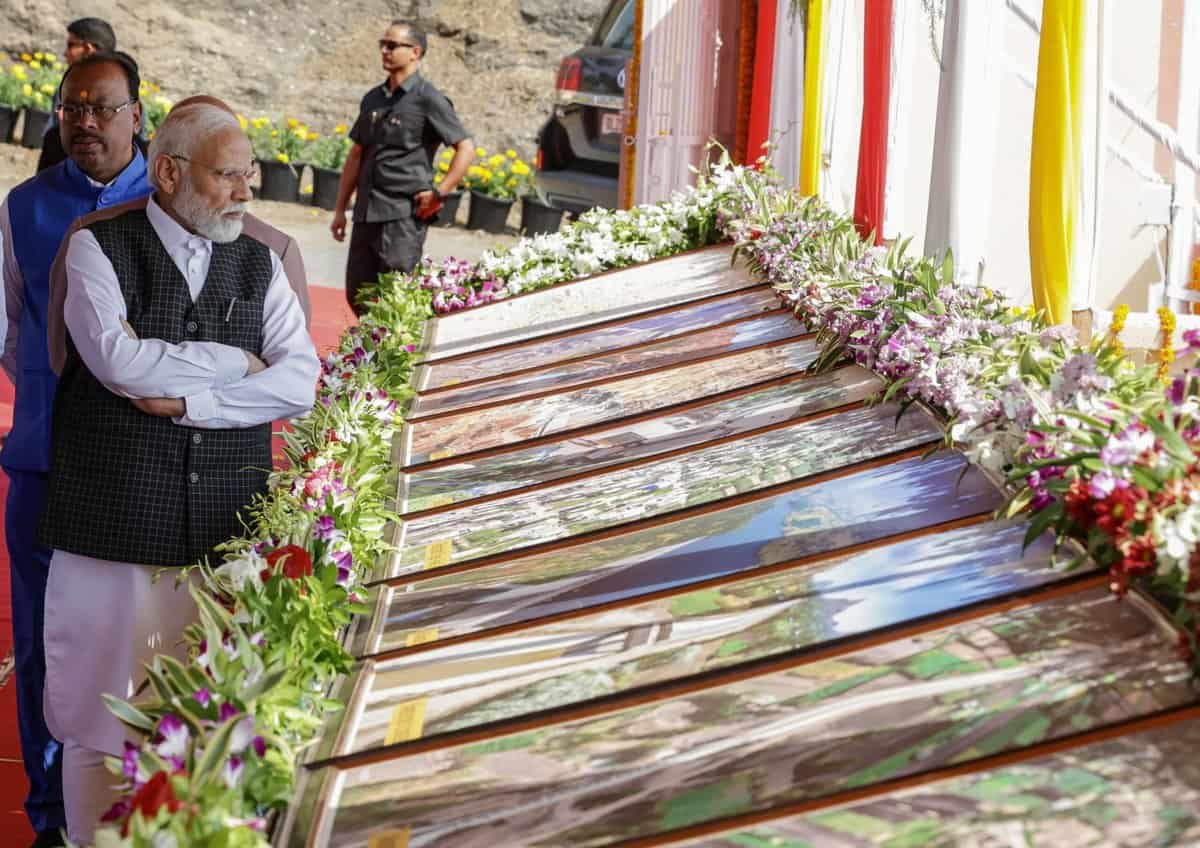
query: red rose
[
  {"left": 123, "top": 771, "right": 182, "bottom": 835},
  {"left": 262, "top": 544, "right": 313, "bottom": 581}
]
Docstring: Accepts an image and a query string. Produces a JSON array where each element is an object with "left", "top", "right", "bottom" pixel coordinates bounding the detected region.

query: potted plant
[
  {"left": 139, "top": 79, "right": 172, "bottom": 140},
  {"left": 15, "top": 52, "right": 62, "bottom": 149},
  {"left": 0, "top": 61, "right": 23, "bottom": 143},
  {"left": 463, "top": 147, "right": 522, "bottom": 234},
  {"left": 432, "top": 147, "right": 463, "bottom": 227},
  {"left": 519, "top": 169, "right": 565, "bottom": 237},
  {"left": 306, "top": 123, "right": 352, "bottom": 211},
  {"left": 245, "top": 116, "right": 309, "bottom": 202}
]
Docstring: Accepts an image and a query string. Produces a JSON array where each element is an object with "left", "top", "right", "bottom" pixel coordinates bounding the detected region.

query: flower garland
[{"left": 91, "top": 154, "right": 1200, "bottom": 845}]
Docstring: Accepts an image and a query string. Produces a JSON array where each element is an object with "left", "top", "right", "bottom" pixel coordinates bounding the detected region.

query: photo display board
[
  {"left": 291, "top": 589, "right": 1191, "bottom": 847},
  {"left": 417, "top": 287, "right": 781, "bottom": 390},
  {"left": 402, "top": 365, "right": 881, "bottom": 514},
  {"left": 421, "top": 245, "right": 758, "bottom": 359},
  {"left": 280, "top": 248, "right": 1197, "bottom": 847},
  {"left": 409, "top": 311, "right": 807, "bottom": 419}
]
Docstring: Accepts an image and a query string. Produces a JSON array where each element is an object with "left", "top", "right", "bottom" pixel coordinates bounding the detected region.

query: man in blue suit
[{"left": 0, "top": 51, "right": 151, "bottom": 848}]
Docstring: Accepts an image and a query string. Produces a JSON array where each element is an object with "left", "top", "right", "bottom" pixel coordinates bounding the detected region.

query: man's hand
[
  {"left": 331, "top": 211, "right": 348, "bottom": 242},
  {"left": 414, "top": 190, "right": 443, "bottom": 221},
  {"left": 132, "top": 397, "right": 186, "bottom": 417},
  {"left": 245, "top": 352, "right": 268, "bottom": 375}
]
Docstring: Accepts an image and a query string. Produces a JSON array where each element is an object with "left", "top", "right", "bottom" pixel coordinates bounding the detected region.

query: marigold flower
[
  {"left": 28, "top": 60, "right": 40, "bottom": 70},
  {"left": 286, "top": 117, "right": 299, "bottom": 129},
  {"left": 39, "top": 83, "right": 54, "bottom": 95},
  {"left": 11, "top": 65, "right": 26, "bottom": 80},
  {"left": 476, "top": 146, "right": 487, "bottom": 157},
  {"left": 20, "top": 53, "right": 31, "bottom": 62},
  {"left": 21, "top": 83, "right": 32, "bottom": 97},
  {"left": 506, "top": 149, "right": 517, "bottom": 158},
  {"left": 236, "top": 114, "right": 248, "bottom": 129},
  {"left": 275, "top": 152, "right": 289, "bottom": 163},
  {"left": 334, "top": 123, "right": 348, "bottom": 135}
]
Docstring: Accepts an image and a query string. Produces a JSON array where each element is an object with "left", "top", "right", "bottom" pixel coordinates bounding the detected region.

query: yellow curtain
[
  {"left": 800, "top": 0, "right": 825, "bottom": 196},
  {"left": 1028, "top": 0, "right": 1086, "bottom": 325}
]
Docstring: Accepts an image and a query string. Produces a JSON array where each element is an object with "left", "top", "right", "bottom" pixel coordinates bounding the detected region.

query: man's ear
[
  {"left": 153, "top": 154, "right": 179, "bottom": 194},
  {"left": 131, "top": 102, "right": 143, "bottom": 134}
]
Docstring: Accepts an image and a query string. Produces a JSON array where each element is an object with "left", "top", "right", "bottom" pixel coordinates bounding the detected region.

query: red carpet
[{"left": 0, "top": 284, "right": 354, "bottom": 842}]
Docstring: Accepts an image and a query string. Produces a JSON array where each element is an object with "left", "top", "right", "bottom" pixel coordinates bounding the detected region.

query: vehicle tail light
[
  {"left": 535, "top": 148, "right": 543, "bottom": 170},
  {"left": 555, "top": 57, "right": 582, "bottom": 101}
]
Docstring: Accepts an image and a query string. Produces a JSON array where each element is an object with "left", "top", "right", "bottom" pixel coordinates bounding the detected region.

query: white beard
[{"left": 175, "top": 181, "right": 247, "bottom": 243}]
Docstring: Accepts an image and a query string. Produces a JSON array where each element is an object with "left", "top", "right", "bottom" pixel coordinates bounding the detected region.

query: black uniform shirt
[{"left": 349, "top": 73, "right": 469, "bottom": 223}]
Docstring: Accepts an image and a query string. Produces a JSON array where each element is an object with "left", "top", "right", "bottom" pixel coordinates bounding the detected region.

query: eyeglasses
[
  {"left": 57, "top": 100, "right": 137, "bottom": 123},
  {"left": 169, "top": 155, "right": 260, "bottom": 185},
  {"left": 379, "top": 39, "right": 417, "bottom": 51}
]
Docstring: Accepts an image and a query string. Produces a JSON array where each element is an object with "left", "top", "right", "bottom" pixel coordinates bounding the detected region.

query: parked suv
[{"left": 535, "top": 0, "right": 634, "bottom": 214}]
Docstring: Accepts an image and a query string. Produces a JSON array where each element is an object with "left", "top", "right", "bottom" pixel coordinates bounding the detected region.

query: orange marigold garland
[{"left": 1156, "top": 305, "right": 1177, "bottom": 382}]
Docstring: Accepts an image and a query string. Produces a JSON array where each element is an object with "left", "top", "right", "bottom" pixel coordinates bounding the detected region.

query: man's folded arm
[
  {"left": 63, "top": 229, "right": 250, "bottom": 399},
  {"left": 175, "top": 254, "right": 319, "bottom": 429}
]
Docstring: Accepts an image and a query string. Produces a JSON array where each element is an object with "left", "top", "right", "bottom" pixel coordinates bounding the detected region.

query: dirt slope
[{"left": 1, "top": 0, "right": 608, "bottom": 156}]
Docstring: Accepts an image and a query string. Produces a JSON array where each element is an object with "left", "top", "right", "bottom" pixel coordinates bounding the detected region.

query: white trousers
[{"left": 44, "top": 551, "right": 198, "bottom": 843}]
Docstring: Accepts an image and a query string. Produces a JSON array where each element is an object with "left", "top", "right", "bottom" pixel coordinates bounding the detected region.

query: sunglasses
[{"left": 379, "top": 39, "right": 417, "bottom": 52}]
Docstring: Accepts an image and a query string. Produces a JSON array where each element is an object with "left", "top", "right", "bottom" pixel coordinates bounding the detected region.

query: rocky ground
[{"left": 2, "top": 0, "right": 609, "bottom": 157}]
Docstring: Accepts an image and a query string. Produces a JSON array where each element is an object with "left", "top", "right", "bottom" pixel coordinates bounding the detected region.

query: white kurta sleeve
[
  {"left": 174, "top": 253, "right": 318, "bottom": 429},
  {"left": 63, "top": 229, "right": 251, "bottom": 399},
  {"left": 1, "top": 202, "right": 20, "bottom": 382}
]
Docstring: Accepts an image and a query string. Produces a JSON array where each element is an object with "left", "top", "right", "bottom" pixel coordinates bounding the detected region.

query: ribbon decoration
[
  {"left": 745, "top": 0, "right": 777, "bottom": 164},
  {"left": 1029, "top": 0, "right": 1086, "bottom": 325},
  {"left": 853, "top": 0, "right": 892, "bottom": 243},
  {"left": 799, "top": 0, "right": 826, "bottom": 195}
]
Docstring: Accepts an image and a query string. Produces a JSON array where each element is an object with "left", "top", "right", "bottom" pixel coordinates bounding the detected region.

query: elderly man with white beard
[{"left": 38, "top": 101, "right": 319, "bottom": 843}]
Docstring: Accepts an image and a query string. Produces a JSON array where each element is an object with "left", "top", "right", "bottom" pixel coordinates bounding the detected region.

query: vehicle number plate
[{"left": 601, "top": 111, "right": 623, "bottom": 136}]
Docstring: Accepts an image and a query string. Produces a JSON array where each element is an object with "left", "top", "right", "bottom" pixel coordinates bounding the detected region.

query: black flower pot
[
  {"left": 0, "top": 106, "right": 18, "bottom": 144},
  {"left": 520, "top": 197, "right": 565, "bottom": 236},
  {"left": 465, "top": 191, "right": 513, "bottom": 234},
  {"left": 258, "top": 159, "right": 301, "bottom": 203},
  {"left": 20, "top": 108, "right": 51, "bottom": 149},
  {"left": 435, "top": 190, "right": 463, "bottom": 228},
  {"left": 310, "top": 165, "right": 341, "bottom": 210}
]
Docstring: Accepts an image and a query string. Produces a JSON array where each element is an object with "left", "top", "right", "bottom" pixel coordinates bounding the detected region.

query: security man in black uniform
[{"left": 331, "top": 19, "right": 475, "bottom": 315}]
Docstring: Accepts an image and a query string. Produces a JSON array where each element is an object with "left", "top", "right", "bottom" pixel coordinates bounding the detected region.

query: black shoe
[{"left": 31, "top": 830, "right": 66, "bottom": 848}]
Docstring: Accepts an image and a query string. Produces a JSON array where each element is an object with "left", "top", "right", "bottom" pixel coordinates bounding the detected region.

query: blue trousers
[{"left": 5, "top": 469, "right": 64, "bottom": 833}]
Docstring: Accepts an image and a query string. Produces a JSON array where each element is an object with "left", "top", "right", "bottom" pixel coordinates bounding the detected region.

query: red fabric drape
[
  {"left": 854, "top": 0, "right": 893, "bottom": 243},
  {"left": 746, "top": 0, "right": 778, "bottom": 165}
]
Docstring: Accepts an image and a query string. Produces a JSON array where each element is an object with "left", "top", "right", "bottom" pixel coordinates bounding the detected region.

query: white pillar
[{"left": 1165, "top": 0, "right": 1200, "bottom": 313}]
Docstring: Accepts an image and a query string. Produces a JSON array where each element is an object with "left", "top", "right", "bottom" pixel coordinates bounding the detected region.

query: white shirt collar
[{"left": 146, "top": 194, "right": 210, "bottom": 257}]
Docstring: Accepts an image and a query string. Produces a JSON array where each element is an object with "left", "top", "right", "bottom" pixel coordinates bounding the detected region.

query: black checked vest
[{"left": 40, "top": 208, "right": 273, "bottom": 568}]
